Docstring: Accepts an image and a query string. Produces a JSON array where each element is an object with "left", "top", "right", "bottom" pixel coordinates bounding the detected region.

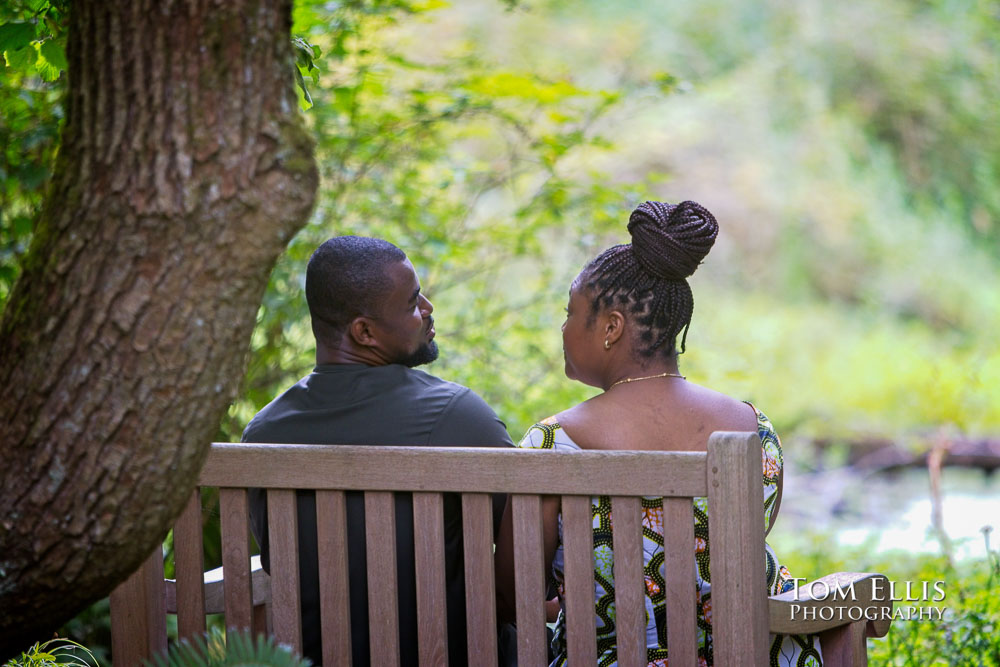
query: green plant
[
  {"left": 148, "top": 629, "right": 311, "bottom": 667},
  {"left": 3, "top": 638, "right": 98, "bottom": 667},
  {"left": 782, "top": 531, "right": 1000, "bottom": 665}
]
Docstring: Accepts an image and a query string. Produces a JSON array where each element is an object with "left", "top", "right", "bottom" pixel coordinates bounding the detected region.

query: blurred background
[
  {"left": 267, "top": 0, "right": 1000, "bottom": 562},
  {"left": 3, "top": 0, "right": 998, "bottom": 661}
]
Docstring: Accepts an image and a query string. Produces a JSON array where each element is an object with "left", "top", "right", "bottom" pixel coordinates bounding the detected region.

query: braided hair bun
[
  {"left": 627, "top": 200, "right": 718, "bottom": 281},
  {"left": 579, "top": 199, "right": 720, "bottom": 357}
]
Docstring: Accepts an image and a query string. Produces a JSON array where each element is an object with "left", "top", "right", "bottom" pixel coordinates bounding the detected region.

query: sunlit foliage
[{"left": 3, "top": 0, "right": 997, "bottom": 445}]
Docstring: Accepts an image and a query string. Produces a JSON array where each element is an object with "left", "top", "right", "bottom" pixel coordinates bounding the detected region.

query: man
[{"left": 244, "top": 236, "right": 513, "bottom": 665}]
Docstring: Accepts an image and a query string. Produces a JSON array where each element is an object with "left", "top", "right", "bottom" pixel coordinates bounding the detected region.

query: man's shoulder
[
  {"left": 398, "top": 367, "right": 499, "bottom": 420},
  {"left": 407, "top": 368, "right": 513, "bottom": 448},
  {"left": 398, "top": 365, "right": 471, "bottom": 398},
  {"left": 241, "top": 374, "right": 312, "bottom": 442}
]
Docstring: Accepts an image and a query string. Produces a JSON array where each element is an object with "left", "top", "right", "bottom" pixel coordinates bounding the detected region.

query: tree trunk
[{"left": 0, "top": 0, "right": 316, "bottom": 654}]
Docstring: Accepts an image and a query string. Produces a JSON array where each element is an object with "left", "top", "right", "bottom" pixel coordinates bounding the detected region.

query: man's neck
[{"left": 316, "top": 341, "right": 385, "bottom": 366}]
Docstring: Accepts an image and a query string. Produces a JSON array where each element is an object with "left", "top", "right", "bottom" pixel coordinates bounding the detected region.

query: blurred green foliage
[
  {"left": 221, "top": 0, "right": 665, "bottom": 441},
  {"left": 779, "top": 528, "right": 1000, "bottom": 665},
  {"left": 0, "top": 1, "right": 66, "bottom": 300},
  {"left": 4, "top": 0, "right": 996, "bottom": 444}
]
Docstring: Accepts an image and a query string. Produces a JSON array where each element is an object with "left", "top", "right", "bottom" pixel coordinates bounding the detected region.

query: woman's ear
[{"left": 604, "top": 310, "right": 625, "bottom": 345}]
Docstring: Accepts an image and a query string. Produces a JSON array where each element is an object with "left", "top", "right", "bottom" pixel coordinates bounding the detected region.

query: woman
[{"left": 495, "top": 200, "right": 822, "bottom": 667}]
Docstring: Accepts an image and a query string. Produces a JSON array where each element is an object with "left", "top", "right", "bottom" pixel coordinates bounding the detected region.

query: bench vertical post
[
  {"left": 316, "top": 489, "right": 353, "bottom": 665},
  {"left": 219, "top": 488, "right": 253, "bottom": 636},
  {"left": 268, "top": 489, "right": 302, "bottom": 651},
  {"left": 610, "top": 496, "right": 646, "bottom": 667},
  {"left": 173, "top": 489, "right": 206, "bottom": 641},
  {"left": 662, "top": 497, "right": 698, "bottom": 667},
  {"left": 511, "top": 494, "right": 547, "bottom": 666},
  {"left": 562, "top": 494, "right": 597, "bottom": 664},
  {"left": 109, "top": 545, "right": 167, "bottom": 666},
  {"left": 462, "top": 493, "right": 499, "bottom": 667},
  {"left": 413, "top": 492, "right": 448, "bottom": 667},
  {"left": 366, "top": 491, "right": 400, "bottom": 667},
  {"left": 707, "top": 431, "right": 768, "bottom": 666}
]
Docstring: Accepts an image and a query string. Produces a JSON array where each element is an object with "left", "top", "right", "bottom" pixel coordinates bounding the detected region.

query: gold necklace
[{"left": 609, "top": 371, "right": 686, "bottom": 389}]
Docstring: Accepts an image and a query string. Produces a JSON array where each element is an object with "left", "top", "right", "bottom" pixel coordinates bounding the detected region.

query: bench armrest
[
  {"left": 165, "top": 554, "right": 271, "bottom": 614},
  {"left": 768, "top": 572, "right": 892, "bottom": 637}
]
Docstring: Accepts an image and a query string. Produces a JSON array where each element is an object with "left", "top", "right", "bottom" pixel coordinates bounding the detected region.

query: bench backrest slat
[
  {"left": 219, "top": 488, "right": 253, "bottom": 635},
  {"left": 706, "top": 432, "right": 770, "bottom": 665},
  {"left": 663, "top": 496, "right": 698, "bottom": 667},
  {"left": 173, "top": 489, "right": 207, "bottom": 640},
  {"left": 201, "top": 445, "right": 709, "bottom": 496},
  {"left": 462, "top": 493, "right": 500, "bottom": 667},
  {"left": 610, "top": 495, "right": 647, "bottom": 667},
  {"left": 364, "top": 491, "right": 400, "bottom": 666},
  {"left": 315, "top": 489, "right": 352, "bottom": 665},
  {"left": 561, "top": 494, "right": 599, "bottom": 664},
  {"left": 109, "top": 546, "right": 166, "bottom": 664},
  {"left": 267, "top": 489, "right": 302, "bottom": 651},
  {"left": 510, "top": 494, "right": 547, "bottom": 666},
  {"left": 412, "top": 492, "right": 449, "bottom": 666}
]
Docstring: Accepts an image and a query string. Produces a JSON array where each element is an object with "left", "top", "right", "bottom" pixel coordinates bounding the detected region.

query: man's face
[{"left": 369, "top": 259, "right": 438, "bottom": 367}]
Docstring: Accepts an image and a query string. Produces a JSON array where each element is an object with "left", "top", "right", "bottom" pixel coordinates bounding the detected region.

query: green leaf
[
  {"left": 4, "top": 44, "right": 37, "bottom": 70},
  {"left": 34, "top": 43, "right": 61, "bottom": 81},
  {"left": 0, "top": 22, "right": 36, "bottom": 53},
  {"left": 294, "top": 67, "right": 313, "bottom": 110},
  {"left": 40, "top": 39, "right": 67, "bottom": 70}
]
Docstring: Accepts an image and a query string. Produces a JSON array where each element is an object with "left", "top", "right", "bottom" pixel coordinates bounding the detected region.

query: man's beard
[{"left": 400, "top": 339, "right": 439, "bottom": 368}]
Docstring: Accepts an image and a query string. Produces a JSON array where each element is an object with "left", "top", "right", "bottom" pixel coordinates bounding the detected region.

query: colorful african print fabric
[{"left": 517, "top": 405, "right": 823, "bottom": 667}]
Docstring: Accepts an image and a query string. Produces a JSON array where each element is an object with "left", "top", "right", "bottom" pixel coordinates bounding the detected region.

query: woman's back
[{"left": 556, "top": 380, "right": 758, "bottom": 453}]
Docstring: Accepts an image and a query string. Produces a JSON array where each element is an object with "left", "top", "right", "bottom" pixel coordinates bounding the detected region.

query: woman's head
[{"left": 574, "top": 200, "right": 718, "bottom": 360}]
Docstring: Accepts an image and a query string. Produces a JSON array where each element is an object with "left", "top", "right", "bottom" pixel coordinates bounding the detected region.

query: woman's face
[{"left": 561, "top": 284, "right": 604, "bottom": 386}]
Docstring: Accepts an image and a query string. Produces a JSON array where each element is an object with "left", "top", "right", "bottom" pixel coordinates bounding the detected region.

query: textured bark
[{"left": 0, "top": 0, "right": 316, "bottom": 654}]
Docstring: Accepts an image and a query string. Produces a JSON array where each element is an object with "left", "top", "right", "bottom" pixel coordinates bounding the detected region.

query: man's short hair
[{"left": 305, "top": 236, "right": 407, "bottom": 344}]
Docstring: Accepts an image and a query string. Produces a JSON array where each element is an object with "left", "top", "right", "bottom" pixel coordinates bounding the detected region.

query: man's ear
[
  {"left": 349, "top": 316, "right": 378, "bottom": 348},
  {"left": 604, "top": 310, "right": 626, "bottom": 345}
]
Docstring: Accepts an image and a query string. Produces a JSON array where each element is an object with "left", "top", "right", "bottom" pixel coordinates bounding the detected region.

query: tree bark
[{"left": 0, "top": 0, "right": 316, "bottom": 654}]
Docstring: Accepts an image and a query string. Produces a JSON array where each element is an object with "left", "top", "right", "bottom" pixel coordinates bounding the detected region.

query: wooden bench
[{"left": 109, "top": 432, "right": 892, "bottom": 666}]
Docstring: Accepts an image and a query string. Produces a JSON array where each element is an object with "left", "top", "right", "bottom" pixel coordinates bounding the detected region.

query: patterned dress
[{"left": 517, "top": 404, "right": 823, "bottom": 667}]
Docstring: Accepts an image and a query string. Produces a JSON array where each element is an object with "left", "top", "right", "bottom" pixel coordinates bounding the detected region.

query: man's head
[{"left": 306, "top": 236, "right": 438, "bottom": 367}]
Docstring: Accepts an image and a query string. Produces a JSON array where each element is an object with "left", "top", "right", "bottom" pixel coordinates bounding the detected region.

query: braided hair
[{"left": 579, "top": 200, "right": 718, "bottom": 357}]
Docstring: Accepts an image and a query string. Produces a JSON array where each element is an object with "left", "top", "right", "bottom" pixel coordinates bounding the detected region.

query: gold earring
[{"left": 604, "top": 338, "right": 611, "bottom": 350}]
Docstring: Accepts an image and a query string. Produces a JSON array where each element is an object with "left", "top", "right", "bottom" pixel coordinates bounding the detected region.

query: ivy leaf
[{"left": 0, "top": 22, "right": 36, "bottom": 54}]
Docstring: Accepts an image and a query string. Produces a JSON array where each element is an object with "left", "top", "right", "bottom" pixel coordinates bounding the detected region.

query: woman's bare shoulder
[
  {"left": 686, "top": 382, "right": 758, "bottom": 431},
  {"left": 554, "top": 395, "right": 620, "bottom": 448}
]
